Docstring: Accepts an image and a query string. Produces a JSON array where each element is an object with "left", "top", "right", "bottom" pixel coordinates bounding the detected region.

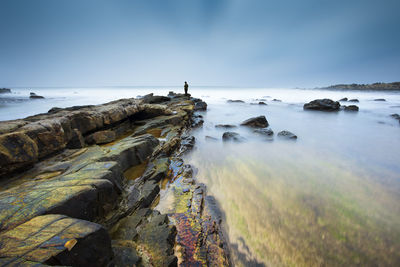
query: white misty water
[{"left": 1, "top": 87, "right": 400, "bottom": 266}]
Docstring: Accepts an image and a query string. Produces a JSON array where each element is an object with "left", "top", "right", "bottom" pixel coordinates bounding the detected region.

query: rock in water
[
  {"left": 277, "top": 130, "right": 297, "bottom": 139},
  {"left": 29, "top": 92, "right": 45, "bottom": 99},
  {"left": 0, "top": 88, "right": 11, "bottom": 93},
  {"left": 303, "top": 99, "right": 340, "bottom": 111},
  {"left": 348, "top": 99, "right": 359, "bottom": 102},
  {"left": 344, "top": 105, "right": 359, "bottom": 111},
  {"left": 390, "top": 114, "right": 400, "bottom": 124},
  {"left": 227, "top": 99, "right": 245, "bottom": 103},
  {"left": 222, "top": 132, "right": 245, "bottom": 142},
  {"left": 258, "top": 101, "right": 267, "bottom": 105},
  {"left": 339, "top": 97, "right": 348, "bottom": 101},
  {"left": 241, "top": 115, "right": 269, "bottom": 128},
  {"left": 374, "top": 98, "right": 386, "bottom": 101},
  {"left": 253, "top": 128, "right": 274, "bottom": 136}
]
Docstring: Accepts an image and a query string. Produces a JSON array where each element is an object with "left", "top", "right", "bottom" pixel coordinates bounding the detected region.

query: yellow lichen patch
[
  {"left": 146, "top": 128, "right": 162, "bottom": 138},
  {"left": 124, "top": 160, "right": 148, "bottom": 180},
  {"left": 35, "top": 171, "right": 63, "bottom": 180},
  {"left": 64, "top": 239, "right": 77, "bottom": 251}
]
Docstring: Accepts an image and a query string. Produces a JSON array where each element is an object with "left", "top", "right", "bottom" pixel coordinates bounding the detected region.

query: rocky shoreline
[{"left": 0, "top": 93, "right": 229, "bottom": 266}]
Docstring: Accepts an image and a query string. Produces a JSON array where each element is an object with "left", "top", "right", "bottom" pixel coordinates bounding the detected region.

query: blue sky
[{"left": 0, "top": 0, "right": 399, "bottom": 87}]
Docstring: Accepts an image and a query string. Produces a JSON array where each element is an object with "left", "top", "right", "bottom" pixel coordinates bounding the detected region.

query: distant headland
[{"left": 320, "top": 82, "right": 400, "bottom": 90}]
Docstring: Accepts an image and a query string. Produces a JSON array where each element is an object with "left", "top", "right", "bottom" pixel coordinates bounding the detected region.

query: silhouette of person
[{"left": 184, "top": 81, "right": 189, "bottom": 96}]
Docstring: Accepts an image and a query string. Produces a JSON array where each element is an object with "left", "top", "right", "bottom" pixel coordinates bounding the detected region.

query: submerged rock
[
  {"left": 277, "top": 130, "right": 297, "bottom": 139},
  {"left": 391, "top": 114, "right": 400, "bottom": 124},
  {"left": 303, "top": 99, "right": 340, "bottom": 111},
  {"left": 348, "top": 99, "right": 359, "bottom": 102},
  {"left": 205, "top": 136, "right": 218, "bottom": 141},
  {"left": 374, "top": 98, "right": 386, "bottom": 101},
  {"left": 227, "top": 99, "right": 245, "bottom": 103},
  {"left": 344, "top": 105, "right": 359, "bottom": 111},
  {"left": 339, "top": 97, "right": 348, "bottom": 101},
  {"left": 241, "top": 115, "right": 269, "bottom": 128},
  {"left": 215, "top": 124, "right": 237, "bottom": 129},
  {"left": 222, "top": 132, "right": 245, "bottom": 142},
  {"left": 258, "top": 101, "right": 267, "bottom": 105},
  {"left": 29, "top": 92, "right": 45, "bottom": 99},
  {"left": 272, "top": 99, "right": 282, "bottom": 102}
]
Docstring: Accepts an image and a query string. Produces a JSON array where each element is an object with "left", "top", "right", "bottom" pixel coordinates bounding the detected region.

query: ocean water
[{"left": 1, "top": 87, "right": 400, "bottom": 266}]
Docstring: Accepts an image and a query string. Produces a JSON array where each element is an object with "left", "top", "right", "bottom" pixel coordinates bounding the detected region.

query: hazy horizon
[{"left": 1, "top": 0, "right": 399, "bottom": 88}]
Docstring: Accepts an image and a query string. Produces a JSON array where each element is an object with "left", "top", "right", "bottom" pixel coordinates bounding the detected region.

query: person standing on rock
[{"left": 184, "top": 81, "right": 189, "bottom": 96}]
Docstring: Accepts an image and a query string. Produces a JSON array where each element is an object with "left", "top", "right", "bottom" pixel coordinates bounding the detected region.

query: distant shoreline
[{"left": 319, "top": 82, "right": 400, "bottom": 91}]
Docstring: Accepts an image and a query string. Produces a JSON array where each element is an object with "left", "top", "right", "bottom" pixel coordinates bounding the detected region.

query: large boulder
[
  {"left": 303, "top": 99, "right": 340, "bottom": 111},
  {"left": 141, "top": 94, "right": 171, "bottom": 104},
  {"left": 241, "top": 116, "right": 269, "bottom": 128},
  {"left": 0, "top": 214, "right": 113, "bottom": 266}
]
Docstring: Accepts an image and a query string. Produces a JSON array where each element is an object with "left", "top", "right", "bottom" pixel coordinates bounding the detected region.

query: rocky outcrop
[
  {"left": 241, "top": 115, "right": 269, "bottom": 128},
  {"left": 0, "top": 93, "right": 229, "bottom": 266},
  {"left": 0, "top": 88, "right": 11, "bottom": 94},
  {"left": 194, "top": 101, "right": 207, "bottom": 111},
  {"left": 303, "top": 99, "right": 340, "bottom": 111},
  {"left": 322, "top": 82, "right": 400, "bottom": 90}
]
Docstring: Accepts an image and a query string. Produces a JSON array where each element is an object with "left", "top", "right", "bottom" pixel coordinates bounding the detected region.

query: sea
[{"left": 1, "top": 86, "right": 400, "bottom": 266}]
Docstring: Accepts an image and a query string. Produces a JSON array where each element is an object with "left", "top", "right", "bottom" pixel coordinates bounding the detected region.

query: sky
[{"left": 0, "top": 0, "right": 399, "bottom": 88}]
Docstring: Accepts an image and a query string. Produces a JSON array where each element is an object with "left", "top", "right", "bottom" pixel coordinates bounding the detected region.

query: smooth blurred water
[{"left": 1, "top": 87, "right": 400, "bottom": 266}]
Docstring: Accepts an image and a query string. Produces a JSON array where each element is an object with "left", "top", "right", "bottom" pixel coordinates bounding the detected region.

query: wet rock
[
  {"left": 339, "top": 97, "right": 348, "bottom": 101},
  {"left": 272, "top": 99, "right": 282, "bottom": 102},
  {"left": 374, "top": 98, "right": 386, "bottom": 101},
  {"left": 0, "top": 88, "right": 11, "bottom": 93},
  {"left": 253, "top": 128, "right": 274, "bottom": 136},
  {"left": 142, "top": 157, "right": 170, "bottom": 182},
  {"left": 227, "top": 99, "right": 245, "bottom": 103},
  {"left": 110, "top": 208, "right": 152, "bottom": 240},
  {"left": 258, "top": 101, "right": 267, "bottom": 105},
  {"left": 222, "top": 132, "right": 245, "bottom": 142},
  {"left": 191, "top": 114, "right": 204, "bottom": 128},
  {"left": 194, "top": 101, "right": 207, "bottom": 111},
  {"left": 0, "top": 214, "right": 113, "bottom": 266},
  {"left": 29, "top": 92, "right": 45, "bottom": 99},
  {"left": 344, "top": 105, "right": 359, "bottom": 111},
  {"left": 348, "top": 99, "right": 359, "bottom": 102},
  {"left": 303, "top": 99, "right": 340, "bottom": 111},
  {"left": 277, "top": 130, "right": 297, "bottom": 139},
  {"left": 215, "top": 124, "right": 237, "bottom": 129},
  {"left": 179, "top": 135, "right": 196, "bottom": 154},
  {"left": 241, "top": 115, "right": 269, "bottom": 128},
  {"left": 85, "top": 130, "right": 116, "bottom": 145},
  {"left": 138, "top": 180, "right": 160, "bottom": 208},
  {"left": 112, "top": 240, "right": 141, "bottom": 267}
]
